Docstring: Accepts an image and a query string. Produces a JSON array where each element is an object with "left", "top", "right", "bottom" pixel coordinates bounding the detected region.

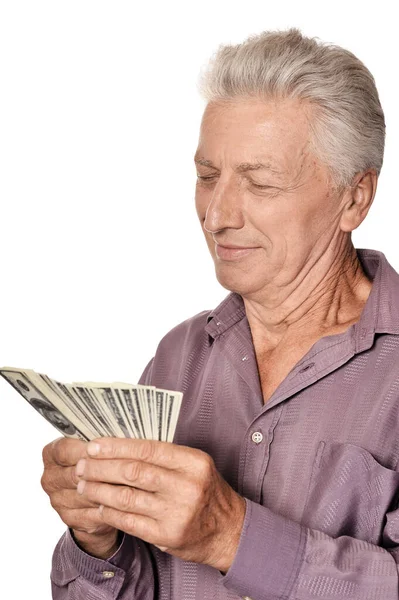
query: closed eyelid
[{"left": 197, "top": 174, "right": 276, "bottom": 186}]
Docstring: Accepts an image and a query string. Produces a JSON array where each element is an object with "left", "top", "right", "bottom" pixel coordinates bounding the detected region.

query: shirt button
[
  {"left": 242, "top": 596, "right": 254, "bottom": 600},
  {"left": 102, "top": 571, "right": 115, "bottom": 579},
  {"left": 251, "top": 431, "right": 263, "bottom": 444}
]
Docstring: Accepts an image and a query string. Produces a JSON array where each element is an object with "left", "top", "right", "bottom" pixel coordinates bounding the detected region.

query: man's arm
[{"left": 222, "top": 498, "right": 399, "bottom": 600}]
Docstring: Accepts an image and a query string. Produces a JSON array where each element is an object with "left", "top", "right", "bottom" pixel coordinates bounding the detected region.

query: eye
[
  {"left": 251, "top": 183, "right": 273, "bottom": 189},
  {"left": 196, "top": 175, "right": 217, "bottom": 182}
]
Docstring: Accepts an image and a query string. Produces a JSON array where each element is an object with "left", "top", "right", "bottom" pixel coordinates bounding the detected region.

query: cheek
[
  {"left": 247, "top": 201, "right": 314, "bottom": 249},
  {"left": 246, "top": 202, "right": 286, "bottom": 236}
]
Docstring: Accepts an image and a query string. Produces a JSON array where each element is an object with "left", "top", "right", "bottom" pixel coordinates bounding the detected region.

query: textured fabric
[{"left": 51, "top": 248, "right": 399, "bottom": 600}]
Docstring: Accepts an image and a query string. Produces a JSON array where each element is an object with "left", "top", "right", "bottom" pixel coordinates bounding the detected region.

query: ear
[{"left": 339, "top": 169, "right": 378, "bottom": 233}]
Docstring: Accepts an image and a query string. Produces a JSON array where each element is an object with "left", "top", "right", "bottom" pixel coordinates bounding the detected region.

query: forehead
[{"left": 196, "top": 97, "right": 314, "bottom": 173}]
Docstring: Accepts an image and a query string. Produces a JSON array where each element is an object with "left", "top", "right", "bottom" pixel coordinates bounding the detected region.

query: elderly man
[{"left": 42, "top": 28, "right": 399, "bottom": 600}]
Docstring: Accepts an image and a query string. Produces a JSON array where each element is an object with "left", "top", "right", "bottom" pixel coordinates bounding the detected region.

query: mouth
[
  {"left": 215, "top": 243, "right": 259, "bottom": 261},
  {"left": 217, "top": 244, "right": 257, "bottom": 250}
]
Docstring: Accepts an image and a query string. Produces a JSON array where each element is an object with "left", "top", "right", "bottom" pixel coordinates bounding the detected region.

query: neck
[{"left": 243, "top": 243, "right": 372, "bottom": 350}]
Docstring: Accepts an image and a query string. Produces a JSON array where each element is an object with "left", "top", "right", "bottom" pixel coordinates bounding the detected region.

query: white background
[{"left": 0, "top": 1, "right": 398, "bottom": 597}]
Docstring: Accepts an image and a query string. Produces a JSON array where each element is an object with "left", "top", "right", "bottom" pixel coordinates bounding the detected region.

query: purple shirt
[{"left": 51, "top": 248, "right": 399, "bottom": 599}]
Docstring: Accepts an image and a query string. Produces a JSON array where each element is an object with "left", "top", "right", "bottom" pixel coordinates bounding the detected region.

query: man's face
[{"left": 194, "top": 98, "right": 346, "bottom": 298}]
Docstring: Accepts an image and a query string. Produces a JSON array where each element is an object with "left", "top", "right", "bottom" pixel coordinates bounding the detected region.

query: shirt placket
[{"left": 238, "top": 405, "right": 284, "bottom": 501}]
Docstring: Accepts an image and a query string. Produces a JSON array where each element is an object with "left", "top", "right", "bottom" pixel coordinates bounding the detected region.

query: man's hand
[
  {"left": 41, "top": 437, "right": 119, "bottom": 559},
  {"left": 75, "top": 438, "right": 246, "bottom": 572}
]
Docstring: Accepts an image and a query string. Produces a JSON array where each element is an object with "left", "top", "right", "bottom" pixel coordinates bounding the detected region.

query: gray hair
[{"left": 197, "top": 28, "right": 385, "bottom": 191}]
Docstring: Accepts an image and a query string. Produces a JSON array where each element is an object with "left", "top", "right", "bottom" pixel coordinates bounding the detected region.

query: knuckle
[
  {"left": 47, "top": 490, "right": 68, "bottom": 516},
  {"left": 54, "top": 438, "right": 86, "bottom": 466},
  {"left": 42, "top": 438, "right": 61, "bottom": 465},
  {"left": 49, "top": 489, "right": 68, "bottom": 511},
  {"left": 40, "top": 471, "right": 49, "bottom": 493},
  {"left": 137, "top": 441, "right": 156, "bottom": 462},
  {"left": 41, "top": 466, "right": 59, "bottom": 494},
  {"left": 52, "top": 437, "right": 69, "bottom": 466},
  {"left": 84, "top": 525, "right": 104, "bottom": 535},
  {"left": 70, "top": 468, "right": 79, "bottom": 487},
  {"left": 124, "top": 512, "right": 137, "bottom": 532},
  {"left": 40, "top": 464, "right": 66, "bottom": 494},
  {"left": 81, "top": 481, "right": 94, "bottom": 500},
  {"left": 48, "top": 492, "right": 60, "bottom": 511},
  {"left": 200, "top": 451, "right": 214, "bottom": 471},
  {"left": 42, "top": 444, "right": 51, "bottom": 466},
  {"left": 195, "top": 452, "right": 214, "bottom": 479},
  {"left": 118, "top": 486, "right": 134, "bottom": 511},
  {"left": 123, "top": 461, "right": 141, "bottom": 483}
]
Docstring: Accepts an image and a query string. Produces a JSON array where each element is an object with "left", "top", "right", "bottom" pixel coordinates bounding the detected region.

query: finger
[
  {"left": 50, "top": 488, "right": 100, "bottom": 511},
  {"left": 99, "top": 505, "right": 161, "bottom": 545},
  {"left": 43, "top": 437, "right": 87, "bottom": 467},
  {"left": 76, "top": 458, "right": 177, "bottom": 492},
  {"left": 77, "top": 481, "right": 163, "bottom": 517},
  {"left": 42, "top": 438, "right": 63, "bottom": 467},
  {"left": 42, "top": 465, "right": 80, "bottom": 493},
  {"left": 86, "top": 438, "right": 204, "bottom": 471}
]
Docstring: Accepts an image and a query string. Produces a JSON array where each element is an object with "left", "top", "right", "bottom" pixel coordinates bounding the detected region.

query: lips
[
  {"left": 216, "top": 244, "right": 257, "bottom": 250},
  {"left": 215, "top": 243, "right": 258, "bottom": 261}
]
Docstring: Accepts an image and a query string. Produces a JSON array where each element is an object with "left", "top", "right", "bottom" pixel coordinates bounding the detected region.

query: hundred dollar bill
[
  {"left": 0, "top": 366, "right": 183, "bottom": 442},
  {"left": 0, "top": 368, "right": 92, "bottom": 440}
]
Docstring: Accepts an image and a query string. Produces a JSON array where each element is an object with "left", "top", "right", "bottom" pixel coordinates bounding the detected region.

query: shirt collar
[
  {"left": 205, "top": 292, "right": 245, "bottom": 339},
  {"left": 205, "top": 248, "right": 399, "bottom": 346}
]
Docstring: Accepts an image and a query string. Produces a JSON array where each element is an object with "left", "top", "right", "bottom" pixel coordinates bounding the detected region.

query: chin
[{"left": 214, "top": 268, "right": 255, "bottom": 295}]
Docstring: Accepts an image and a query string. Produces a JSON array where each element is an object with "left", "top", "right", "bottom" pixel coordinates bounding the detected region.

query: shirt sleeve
[
  {"left": 222, "top": 498, "right": 399, "bottom": 600},
  {"left": 51, "top": 529, "right": 156, "bottom": 599},
  {"left": 51, "top": 357, "right": 156, "bottom": 600}
]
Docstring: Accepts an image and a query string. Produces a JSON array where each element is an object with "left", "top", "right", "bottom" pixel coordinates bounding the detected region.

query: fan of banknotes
[{"left": 0, "top": 367, "right": 183, "bottom": 442}]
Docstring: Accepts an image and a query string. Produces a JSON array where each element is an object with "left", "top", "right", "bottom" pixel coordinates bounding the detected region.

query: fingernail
[
  {"left": 76, "top": 458, "right": 86, "bottom": 477},
  {"left": 87, "top": 442, "right": 101, "bottom": 456},
  {"left": 77, "top": 480, "right": 86, "bottom": 495}
]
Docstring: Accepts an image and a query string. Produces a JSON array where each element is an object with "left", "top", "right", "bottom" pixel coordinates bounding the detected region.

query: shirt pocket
[{"left": 301, "top": 441, "right": 399, "bottom": 545}]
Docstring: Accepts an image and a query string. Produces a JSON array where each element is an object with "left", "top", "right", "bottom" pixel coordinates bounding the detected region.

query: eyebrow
[{"left": 193, "top": 155, "right": 283, "bottom": 175}]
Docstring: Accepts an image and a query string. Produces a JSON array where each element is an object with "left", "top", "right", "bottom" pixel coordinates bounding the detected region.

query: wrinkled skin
[
  {"left": 41, "top": 438, "right": 119, "bottom": 558},
  {"left": 41, "top": 437, "right": 245, "bottom": 571}
]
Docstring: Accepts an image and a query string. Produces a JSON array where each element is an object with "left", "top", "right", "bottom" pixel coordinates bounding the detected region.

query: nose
[{"left": 203, "top": 178, "right": 245, "bottom": 234}]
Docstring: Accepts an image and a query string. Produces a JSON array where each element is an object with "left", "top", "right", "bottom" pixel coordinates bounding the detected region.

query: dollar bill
[
  {"left": 0, "top": 366, "right": 183, "bottom": 442},
  {"left": 0, "top": 369, "right": 91, "bottom": 440}
]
